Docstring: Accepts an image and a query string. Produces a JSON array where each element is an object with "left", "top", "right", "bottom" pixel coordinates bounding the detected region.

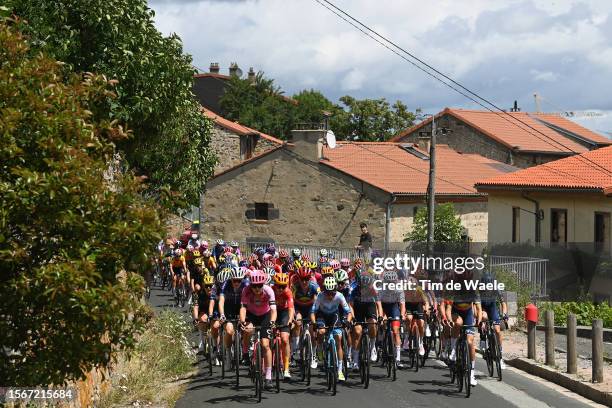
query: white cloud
[{"left": 149, "top": 0, "right": 612, "bottom": 133}]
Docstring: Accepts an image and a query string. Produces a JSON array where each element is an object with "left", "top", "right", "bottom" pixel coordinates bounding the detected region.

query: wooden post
[
  {"left": 567, "top": 313, "right": 577, "bottom": 374},
  {"left": 527, "top": 320, "right": 536, "bottom": 359},
  {"left": 545, "top": 310, "right": 555, "bottom": 366},
  {"left": 592, "top": 319, "right": 604, "bottom": 383}
]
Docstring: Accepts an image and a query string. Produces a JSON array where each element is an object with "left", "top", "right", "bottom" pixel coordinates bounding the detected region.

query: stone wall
[
  {"left": 201, "top": 148, "right": 388, "bottom": 247},
  {"left": 210, "top": 125, "right": 280, "bottom": 174},
  {"left": 400, "top": 114, "right": 566, "bottom": 168}
]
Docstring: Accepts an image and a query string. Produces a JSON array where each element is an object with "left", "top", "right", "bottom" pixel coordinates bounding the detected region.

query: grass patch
[{"left": 99, "top": 310, "right": 196, "bottom": 407}]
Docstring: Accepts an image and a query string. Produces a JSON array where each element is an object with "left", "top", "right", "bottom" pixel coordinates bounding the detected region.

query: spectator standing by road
[{"left": 355, "top": 222, "right": 372, "bottom": 259}]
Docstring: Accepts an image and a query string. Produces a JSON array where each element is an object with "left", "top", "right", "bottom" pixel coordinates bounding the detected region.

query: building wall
[
  {"left": 210, "top": 125, "right": 279, "bottom": 174},
  {"left": 202, "top": 148, "right": 388, "bottom": 247},
  {"left": 400, "top": 114, "right": 566, "bottom": 168},
  {"left": 389, "top": 201, "right": 488, "bottom": 243},
  {"left": 487, "top": 191, "right": 612, "bottom": 250}
]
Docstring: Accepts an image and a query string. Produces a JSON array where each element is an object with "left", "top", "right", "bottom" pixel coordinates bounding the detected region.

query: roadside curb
[{"left": 505, "top": 357, "right": 612, "bottom": 407}]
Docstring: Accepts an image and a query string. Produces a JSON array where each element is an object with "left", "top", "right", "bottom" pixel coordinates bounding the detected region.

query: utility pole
[{"left": 426, "top": 115, "right": 436, "bottom": 256}]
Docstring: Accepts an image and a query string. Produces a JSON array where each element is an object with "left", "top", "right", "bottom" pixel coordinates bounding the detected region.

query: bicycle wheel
[
  {"left": 484, "top": 332, "right": 493, "bottom": 377},
  {"left": 456, "top": 340, "right": 464, "bottom": 392},
  {"left": 330, "top": 342, "right": 338, "bottom": 396},
  {"left": 255, "top": 342, "right": 262, "bottom": 403},
  {"left": 464, "top": 339, "right": 471, "bottom": 398},
  {"left": 435, "top": 327, "right": 442, "bottom": 359},
  {"left": 493, "top": 332, "right": 502, "bottom": 381},
  {"left": 385, "top": 331, "right": 392, "bottom": 378},
  {"left": 274, "top": 341, "right": 281, "bottom": 393},
  {"left": 341, "top": 330, "right": 349, "bottom": 381},
  {"left": 414, "top": 335, "right": 420, "bottom": 372},
  {"left": 207, "top": 333, "right": 214, "bottom": 376},
  {"left": 234, "top": 330, "right": 241, "bottom": 389},
  {"left": 304, "top": 331, "right": 312, "bottom": 386},
  {"left": 360, "top": 334, "right": 370, "bottom": 388}
]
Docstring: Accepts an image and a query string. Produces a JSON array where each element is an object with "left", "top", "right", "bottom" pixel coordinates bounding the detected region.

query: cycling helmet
[
  {"left": 262, "top": 260, "right": 275, "bottom": 268},
  {"left": 383, "top": 270, "right": 398, "bottom": 282},
  {"left": 216, "top": 239, "right": 225, "bottom": 246},
  {"left": 318, "top": 257, "right": 328, "bottom": 264},
  {"left": 203, "top": 274, "right": 214, "bottom": 286},
  {"left": 266, "top": 243, "right": 276, "bottom": 254},
  {"left": 335, "top": 269, "right": 349, "bottom": 283},
  {"left": 218, "top": 267, "right": 233, "bottom": 283},
  {"left": 300, "top": 253, "right": 310, "bottom": 262},
  {"left": 176, "top": 240, "right": 183, "bottom": 248},
  {"left": 340, "top": 258, "right": 350, "bottom": 268},
  {"left": 250, "top": 270, "right": 267, "bottom": 285},
  {"left": 202, "top": 249, "right": 211, "bottom": 257},
  {"left": 330, "top": 259, "right": 341, "bottom": 270},
  {"left": 200, "top": 241, "right": 209, "bottom": 249},
  {"left": 307, "top": 261, "right": 318, "bottom": 270},
  {"left": 321, "top": 266, "right": 334, "bottom": 276},
  {"left": 279, "top": 249, "right": 289, "bottom": 259},
  {"left": 291, "top": 248, "right": 301, "bottom": 258},
  {"left": 230, "top": 266, "right": 245, "bottom": 280},
  {"left": 174, "top": 248, "right": 183, "bottom": 256},
  {"left": 191, "top": 233, "right": 199, "bottom": 240},
  {"left": 230, "top": 240, "right": 239, "bottom": 248},
  {"left": 224, "top": 246, "right": 234, "bottom": 254},
  {"left": 323, "top": 276, "right": 337, "bottom": 291},
  {"left": 263, "top": 265, "right": 276, "bottom": 278},
  {"left": 297, "top": 266, "right": 312, "bottom": 280},
  {"left": 319, "top": 248, "right": 328, "bottom": 257},
  {"left": 187, "top": 244, "right": 194, "bottom": 251},
  {"left": 273, "top": 272, "right": 289, "bottom": 285},
  {"left": 192, "top": 250, "right": 201, "bottom": 258},
  {"left": 255, "top": 247, "right": 265, "bottom": 256},
  {"left": 293, "top": 259, "right": 303, "bottom": 269},
  {"left": 239, "top": 260, "right": 248, "bottom": 268},
  {"left": 193, "top": 257, "right": 203, "bottom": 265},
  {"left": 480, "top": 272, "right": 493, "bottom": 284},
  {"left": 262, "top": 253, "right": 273, "bottom": 261}
]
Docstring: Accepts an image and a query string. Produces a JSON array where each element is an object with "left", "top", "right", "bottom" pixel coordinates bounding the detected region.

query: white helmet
[{"left": 323, "top": 275, "right": 337, "bottom": 291}]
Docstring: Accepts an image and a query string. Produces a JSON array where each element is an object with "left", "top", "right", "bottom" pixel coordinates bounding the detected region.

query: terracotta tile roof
[
  {"left": 202, "top": 107, "right": 284, "bottom": 145},
  {"left": 321, "top": 142, "right": 517, "bottom": 195},
  {"left": 391, "top": 108, "right": 605, "bottom": 154},
  {"left": 532, "top": 113, "right": 611, "bottom": 145},
  {"left": 194, "top": 72, "right": 231, "bottom": 80},
  {"left": 210, "top": 145, "right": 284, "bottom": 180},
  {"left": 476, "top": 145, "right": 612, "bottom": 194}
]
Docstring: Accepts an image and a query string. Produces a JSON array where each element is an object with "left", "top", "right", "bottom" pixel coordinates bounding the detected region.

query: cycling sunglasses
[
  {"left": 231, "top": 279, "right": 242, "bottom": 284},
  {"left": 203, "top": 285, "right": 213, "bottom": 290},
  {"left": 251, "top": 284, "right": 264, "bottom": 289}
]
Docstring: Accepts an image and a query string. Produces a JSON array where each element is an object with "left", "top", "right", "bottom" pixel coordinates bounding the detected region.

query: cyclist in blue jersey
[{"left": 310, "top": 275, "right": 352, "bottom": 381}]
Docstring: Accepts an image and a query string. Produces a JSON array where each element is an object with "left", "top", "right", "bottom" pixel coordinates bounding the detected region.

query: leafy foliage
[
  {"left": 0, "top": 20, "right": 163, "bottom": 385},
  {"left": 220, "top": 72, "right": 415, "bottom": 141},
  {"left": 404, "top": 203, "right": 465, "bottom": 243},
  {"left": 539, "top": 301, "right": 612, "bottom": 329},
  {"left": 10, "top": 0, "right": 216, "bottom": 205}
]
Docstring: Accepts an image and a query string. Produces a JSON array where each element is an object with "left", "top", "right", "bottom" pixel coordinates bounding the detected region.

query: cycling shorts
[
  {"left": 223, "top": 303, "right": 240, "bottom": 320},
  {"left": 245, "top": 311, "right": 272, "bottom": 340},
  {"left": 173, "top": 267, "right": 184, "bottom": 277},
  {"left": 353, "top": 301, "right": 377, "bottom": 322},
  {"left": 295, "top": 304, "right": 313, "bottom": 318},
  {"left": 315, "top": 312, "right": 343, "bottom": 336},
  {"left": 382, "top": 302, "right": 401, "bottom": 320},
  {"left": 405, "top": 302, "right": 424, "bottom": 319},
  {"left": 481, "top": 302, "right": 500, "bottom": 325},
  {"left": 451, "top": 306, "right": 475, "bottom": 335},
  {"left": 277, "top": 308, "right": 291, "bottom": 333}
]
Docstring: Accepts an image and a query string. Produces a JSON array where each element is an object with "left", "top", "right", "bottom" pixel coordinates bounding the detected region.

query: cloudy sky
[{"left": 150, "top": 0, "right": 612, "bottom": 135}]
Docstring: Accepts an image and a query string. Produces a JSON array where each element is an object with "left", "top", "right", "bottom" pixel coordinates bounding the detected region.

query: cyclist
[
  {"left": 291, "top": 248, "right": 301, "bottom": 263},
  {"left": 310, "top": 275, "right": 353, "bottom": 382},
  {"left": 350, "top": 270, "right": 382, "bottom": 368},
  {"left": 212, "top": 239, "right": 226, "bottom": 263},
  {"left": 201, "top": 248, "right": 217, "bottom": 274},
  {"left": 335, "top": 269, "right": 354, "bottom": 366},
  {"left": 210, "top": 267, "right": 232, "bottom": 365},
  {"left": 193, "top": 274, "right": 215, "bottom": 353},
  {"left": 230, "top": 240, "right": 241, "bottom": 257},
  {"left": 447, "top": 270, "right": 482, "bottom": 386},
  {"left": 170, "top": 248, "right": 188, "bottom": 300},
  {"left": 188, "top": 231, "right": 200, "bottom": 248},
  {"left": 271, "top": 272, "right": 294, "bottom": 379},
  {"left": 379, "top": 270, "right": 406, "bottom": 368},
  {"left": 479, "top": 272, "right": 507, "bottom": 370},
  {"left": 239, "top": 270, "right": 277, "bottom": 390},
  {"left": 218, "top": 266, "right": 247, "bottom": 366},
  {"left": 403, "top": 275, "right": 429, "bottom": 356},
  {"left": 290, "top": 266, "right": 320, "bottom": 367}
]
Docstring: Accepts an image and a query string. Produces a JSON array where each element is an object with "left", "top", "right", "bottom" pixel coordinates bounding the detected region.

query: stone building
[
  {"left": 200, "top": 128, "right": 517, "bottom": 248},
  {"left": 203, "top": 107, "right": 284, "bottom": 175},
  {"left": 391, "top": 108, "right": 611, "bottom": 169}
]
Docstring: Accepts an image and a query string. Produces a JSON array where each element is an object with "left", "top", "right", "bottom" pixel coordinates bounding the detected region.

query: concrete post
[
  {"left": 567, "top": 313, "right": 577, "bottom": 374},
  {"left": 527, "top": 321, "right": 536, "bottom": 360},
  {"left": 592, "top": 319, "right": 604, "bottom": 383},
  {"left": 545, "top": 310, "right": 555, "bottom": 366}
]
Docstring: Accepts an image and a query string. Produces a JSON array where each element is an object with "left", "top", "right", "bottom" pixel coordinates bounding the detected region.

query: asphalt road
[{"left": 148, "top": 286, "right": 604, "bottom": 408}]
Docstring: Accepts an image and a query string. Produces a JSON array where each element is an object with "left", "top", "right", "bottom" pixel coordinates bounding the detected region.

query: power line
[{"left": 315, "top": 0, "right": 612, "bottom": 178}]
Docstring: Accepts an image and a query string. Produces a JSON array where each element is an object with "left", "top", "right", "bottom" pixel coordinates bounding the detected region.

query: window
[
  {"left": 550, "top": 208, "right": 567, "bottom": 244},
  {"left": 512, "top": 207, "right": 520, "bottom": 243},
  {"left": 255, "top": 203, "right": 269, "bottom": 220},
  {"left": 594, "top": 212, "right": 610, "bottom": 250},
  {"left": 245, "top": 203, "right": 279, "bottom": 221}
]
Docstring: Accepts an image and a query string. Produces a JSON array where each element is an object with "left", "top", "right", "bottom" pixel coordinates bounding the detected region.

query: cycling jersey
[
  {"left": 272, "top": 285, "right": 294, "bottom": 310},
  {"left": 171, "top": 256, "right": 185, "bottom": 268},
  {"left": 379, "top": 282, "right": 405, "bottom": 304},
  {"left": 196, "top": 289, "right": 212, "bottom": 315},
  {"left": 241, "top": 285, "right": 276, "bottom": 316},
  {"left": 350, "top": 280, "right": 379, "bottom": 304},
  {"left": 292, "top": 280, "right": 319, "bottom": 308},
  {"left": 220, "top": 280, "right": 246, "bottom": 305},
  {"left": 311, "top": 291, "right": 351, "bottom": 316}
]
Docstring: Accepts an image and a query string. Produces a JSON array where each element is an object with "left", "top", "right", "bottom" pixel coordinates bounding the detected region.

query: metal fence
[{"left": 216, "top": 239, "right": 548, "bottom": 297}]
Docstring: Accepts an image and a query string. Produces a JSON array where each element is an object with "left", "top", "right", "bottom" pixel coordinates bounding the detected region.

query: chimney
[
  {"left": 248, "top": 67, "right": 256, "bottom": 83},
  {"left": 209, "top": 62, "right": 220, "bottom": 74},
  {"left": 290, "top": 128, "right": 327, "bottom": 162},
  {"left": 417, "top": 137, "right": 430, "bottom": 154},
  {"left": 229, "top": 62, "right": 240, "bottom": 77}
]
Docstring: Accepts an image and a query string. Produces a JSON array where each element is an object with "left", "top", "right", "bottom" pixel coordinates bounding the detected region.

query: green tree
[
  {"left": 404, "top": 203, "right": 464, "bottom": 242},
  {"left": 9, "top": 0, "right": 216, "bottom": 205},
  {"left": 334, "top": 96, "right": 415, "bottom": 141},
  {"left": 0, "top": 20, "right": 162, "bottom": 385}
]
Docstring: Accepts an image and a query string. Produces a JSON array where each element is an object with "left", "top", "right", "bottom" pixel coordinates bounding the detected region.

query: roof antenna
[{"left": 534, "top": 93, "right": 542, "bottom": 113}]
